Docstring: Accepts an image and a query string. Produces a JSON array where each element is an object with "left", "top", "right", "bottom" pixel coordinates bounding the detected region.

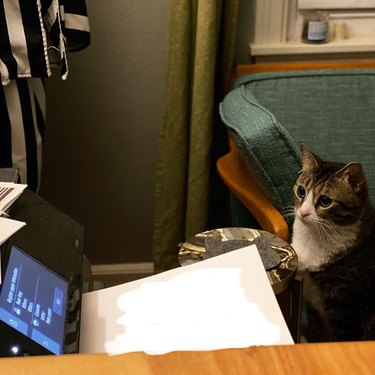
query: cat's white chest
[
  {"left": 291, "top": 218, "right": 358, "bottom": 272},
  {"left": 291, "top": 219, "right": 327, "bottom": 271}
]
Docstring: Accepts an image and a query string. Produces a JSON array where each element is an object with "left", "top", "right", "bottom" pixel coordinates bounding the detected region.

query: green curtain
[{"left": 153, "top": 0, "right": 239, "bottom": 273}]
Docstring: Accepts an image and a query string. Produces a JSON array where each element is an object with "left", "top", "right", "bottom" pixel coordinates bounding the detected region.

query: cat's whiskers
[{"left": 311, "top": 216, "right": 343, "bottom": 248}]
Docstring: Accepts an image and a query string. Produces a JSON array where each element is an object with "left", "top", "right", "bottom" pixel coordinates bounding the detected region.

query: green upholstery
[{"left": 220, "top": 69, "right": 375, "bottom": 228}]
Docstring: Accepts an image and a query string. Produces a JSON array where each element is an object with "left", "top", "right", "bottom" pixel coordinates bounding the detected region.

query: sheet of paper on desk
[
  {"left": 80, "top": 245, "right": 294, "bottom": 355},
  {"left": 0, "top": 182, "right": 27, "bottom": 214}
]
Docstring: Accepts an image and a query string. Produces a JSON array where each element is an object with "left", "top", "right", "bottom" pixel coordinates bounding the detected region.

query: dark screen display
[{"left": 0, "top": 246, "right": 68, "bottom": 355}]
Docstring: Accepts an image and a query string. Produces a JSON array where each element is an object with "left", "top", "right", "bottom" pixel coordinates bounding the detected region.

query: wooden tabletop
[{"left": 0, "top": 342, "right": 374, "bottom": 374}]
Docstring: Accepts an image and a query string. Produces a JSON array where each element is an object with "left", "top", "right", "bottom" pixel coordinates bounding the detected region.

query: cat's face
[{"left": 294, "top": 144, "right": 367, "bottom": 226}]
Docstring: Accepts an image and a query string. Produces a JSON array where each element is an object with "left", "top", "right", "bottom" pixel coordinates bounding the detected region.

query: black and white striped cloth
[
  {"left": 0, "top": 78, "right": 45, "bottom": 191},
  {"left": 0, "top": 0, "right": 90, "bottom": 191},
  {"left": 0, "top": 0, "right": 90, "bottom": 84}
]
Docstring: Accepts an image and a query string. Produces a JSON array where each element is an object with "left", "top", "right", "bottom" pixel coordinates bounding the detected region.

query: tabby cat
[{"left": 291, "top": 144, "right": 375, "bottom": 342}]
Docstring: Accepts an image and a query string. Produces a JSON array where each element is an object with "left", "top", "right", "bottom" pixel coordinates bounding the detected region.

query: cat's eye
[
  {"left": 318, "top": 195, "right": 332, "bottom": 207},
  {"left": 296, "top": 185, "right": 306, "bottom": 198}
]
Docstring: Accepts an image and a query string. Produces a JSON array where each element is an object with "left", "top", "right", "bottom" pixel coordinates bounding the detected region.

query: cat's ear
[
  {"left": 300, "top": 143, "right": 323, "bottom": 172},
  {"left": 335, "top": 162, "right": 367, "bottom": 194}
]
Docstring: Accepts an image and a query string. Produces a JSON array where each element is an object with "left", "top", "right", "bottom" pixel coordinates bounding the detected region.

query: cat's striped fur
[{"left": 291, "top": 144, "right": 375, "bottom": 341}]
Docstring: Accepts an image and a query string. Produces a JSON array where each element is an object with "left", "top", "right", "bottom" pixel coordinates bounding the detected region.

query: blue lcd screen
[{"left": 0, "top": 246, "right": 68, "bottom": 355}]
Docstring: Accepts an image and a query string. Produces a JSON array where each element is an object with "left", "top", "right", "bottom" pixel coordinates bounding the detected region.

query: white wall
[{"left": 40, "top": 1, "right": 169, "bottom": 265}]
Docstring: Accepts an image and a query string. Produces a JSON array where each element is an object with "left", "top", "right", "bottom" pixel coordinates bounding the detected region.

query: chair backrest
[{"left": 220, "top": 64, "right": 375, "bottom": 226}]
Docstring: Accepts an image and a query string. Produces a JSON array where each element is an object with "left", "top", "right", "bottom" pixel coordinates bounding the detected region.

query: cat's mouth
[{"left": 295, "top": 212, "right": 316, "bottom": 225}]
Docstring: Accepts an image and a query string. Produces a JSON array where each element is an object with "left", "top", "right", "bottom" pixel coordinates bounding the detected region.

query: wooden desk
[{"left": 0, "top": 342, "right": 374, "bottom": 374}]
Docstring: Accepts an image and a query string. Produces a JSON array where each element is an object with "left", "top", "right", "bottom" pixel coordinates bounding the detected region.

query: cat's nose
[{"left": 299, "top": 207, "right": 311, "bottom": 218}]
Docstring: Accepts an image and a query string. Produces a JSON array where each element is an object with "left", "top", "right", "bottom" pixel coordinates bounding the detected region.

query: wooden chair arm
[{"left": 217, "top": 137, "right": 290, "bottom": 242}]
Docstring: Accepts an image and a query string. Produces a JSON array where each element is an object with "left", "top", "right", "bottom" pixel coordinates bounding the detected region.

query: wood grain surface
[{"left": 0, "top": 342, "right": 374, "bottom": 374}]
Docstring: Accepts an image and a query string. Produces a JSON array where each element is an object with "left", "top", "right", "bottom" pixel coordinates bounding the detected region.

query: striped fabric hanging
[
  {"left": 0, "top": 0, "right": 90, "bottom": 85},
  {"left": 0, "top": 78, "right": 45, "bottom": 192},
  {"left": 0, "top": 0, "right": 90, "bottom": 191},
  {"left": 0, "top": 1, "right": 50, "bottom": 84}
]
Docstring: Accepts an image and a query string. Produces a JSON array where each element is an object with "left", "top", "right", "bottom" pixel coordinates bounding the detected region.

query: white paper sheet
[
  {"left": 0, "top": 217, "right": 26, "bottom": 245},
  {"left": 80, "top": 245, "right": 294, "bottom": 355},
  {"left": 0, "top": 182, "right": 27, "bottom": 215}
]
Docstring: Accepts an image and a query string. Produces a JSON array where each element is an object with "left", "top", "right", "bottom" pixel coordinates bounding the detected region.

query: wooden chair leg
[
  {"left": 276, "top": 275, "right": 303, "bottom": 343},
  {"left": 289, "top": 275, "right": 304, "bottom": 343}
]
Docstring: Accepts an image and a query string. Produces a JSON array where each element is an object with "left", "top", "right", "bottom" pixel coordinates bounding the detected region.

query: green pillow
[{"left": 219, "top": 85, "right": 302, "bottom": 226}]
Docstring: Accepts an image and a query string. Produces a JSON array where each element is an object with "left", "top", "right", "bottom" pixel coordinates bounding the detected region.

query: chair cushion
[
  {"left": 219, "top": 78, "right": 302, "bottom": 225},
  {"left": 220, "top": 69, "right": 375, "bottom": 224}
]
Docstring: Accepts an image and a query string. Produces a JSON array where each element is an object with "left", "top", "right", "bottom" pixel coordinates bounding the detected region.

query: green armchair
[{"left": 218, "top": 61, "right": 375, "bottom": 241}]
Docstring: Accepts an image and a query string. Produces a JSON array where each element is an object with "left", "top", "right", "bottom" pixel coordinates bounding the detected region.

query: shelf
[
  {"left": 298, "top": 0, "right": 375, "bottom": 9},
  {"left": 250, "top": 37, "right": 375, "bottom": 56}
]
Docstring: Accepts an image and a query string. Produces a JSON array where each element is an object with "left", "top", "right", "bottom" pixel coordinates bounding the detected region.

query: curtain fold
[{"left": 153, "top": 0, "right": 239, "bottom": 273}]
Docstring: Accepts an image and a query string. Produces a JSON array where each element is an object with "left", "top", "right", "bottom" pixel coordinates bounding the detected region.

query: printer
[{"left": 0, "top": 185, "right": 84, "bottom": 357}]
